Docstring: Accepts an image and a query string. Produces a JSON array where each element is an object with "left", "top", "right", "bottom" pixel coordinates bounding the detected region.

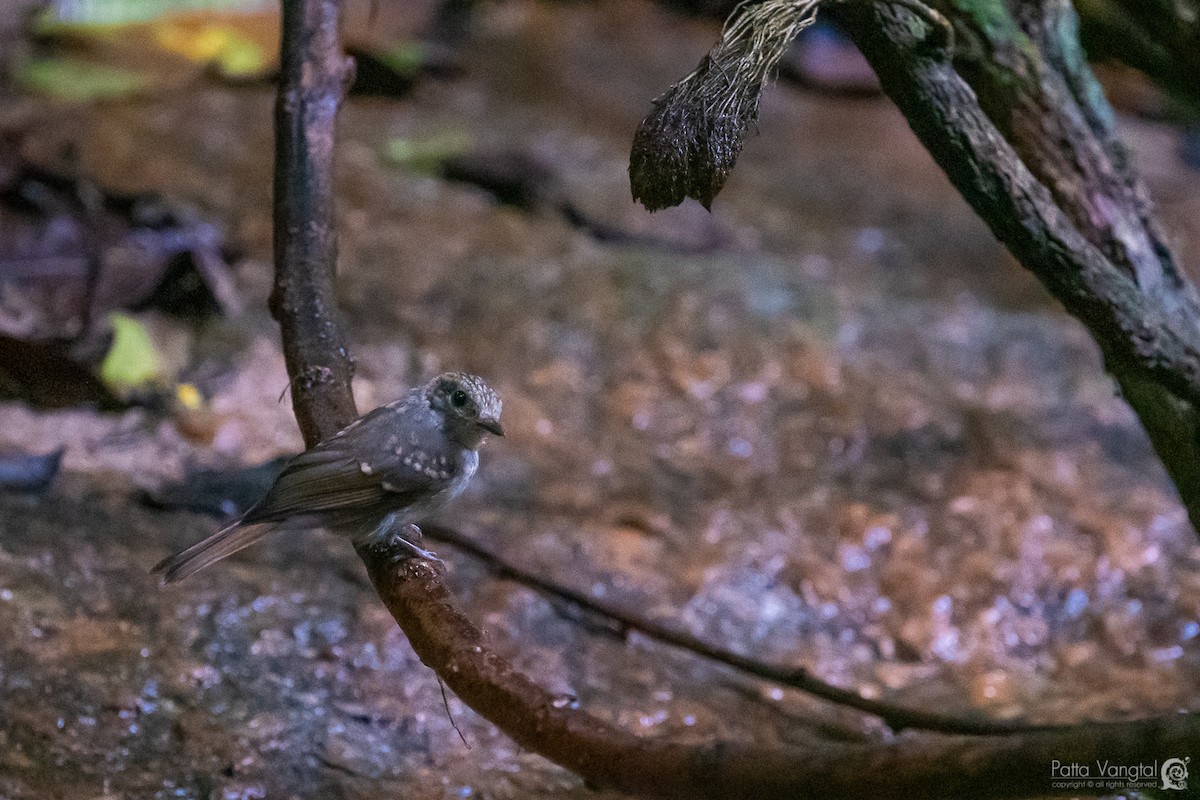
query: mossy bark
[{"left": 829, "top": 0, "right": 1200, "bottom": 533}]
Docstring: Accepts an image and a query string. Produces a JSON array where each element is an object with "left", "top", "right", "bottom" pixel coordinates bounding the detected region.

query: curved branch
[
  {"left": 827, "top": 0, "right": 1200, "bottom": 533},
  {"left": 271, "top": 1, "right": 1200, "bottom": 797},
  {"left": 360, "top": 547, "right": 1200, "bottom": 799},
  {"left": 271, "top": 0, "right": 358, "bottom": 443},
  {"left": 424, "top": 524, "right": 1073, "bottom": 737}
]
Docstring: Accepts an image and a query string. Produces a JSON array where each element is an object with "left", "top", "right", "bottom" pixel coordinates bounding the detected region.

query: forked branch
[{"left": 271, "top": 1, "right": 1200, "bottom": 797}]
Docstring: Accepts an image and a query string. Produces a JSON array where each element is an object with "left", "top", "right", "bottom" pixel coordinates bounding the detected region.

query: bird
[{"left": 154, "top": 371, "right": 503, "bottom": 583}]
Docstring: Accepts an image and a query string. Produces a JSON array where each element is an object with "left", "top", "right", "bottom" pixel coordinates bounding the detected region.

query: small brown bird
[{"left": 154, "top": 372, "right": 503, "bottom": 583}]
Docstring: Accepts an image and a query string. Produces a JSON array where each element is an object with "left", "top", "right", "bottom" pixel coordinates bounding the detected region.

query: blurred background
[{"left": 0, "top": 1, "right": 1198, "bottom": 798}]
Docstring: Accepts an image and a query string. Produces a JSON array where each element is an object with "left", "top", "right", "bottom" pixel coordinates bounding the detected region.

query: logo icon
[{"left": 1161, "top": 757, "right": 1190, "bottom": 791}]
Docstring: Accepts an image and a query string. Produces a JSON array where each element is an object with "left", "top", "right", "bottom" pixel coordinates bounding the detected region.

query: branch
[
  {"left": 630, "top": 0, "right": 821, "bottom": 210},
  {"left": 271, "top": 0, "right": 358, "bottom": 443},
  {"left": 361, "top": 547, "right": 1200, "bottom": 799},
  {"left": 423, "top": 524, "right": 1078, "bottom": 737},
  {"left": 824, "top": 0, "right": 1200, "bottom": 533},
  {"left": 271, "top": 2, "right": 1200, "bottom": 797},
  {"left": 631, "top": 0, "right": 1200, "bottom": 532},
  {"left": 1075, "top": 0, "right": 1200, "bottom": 114}
]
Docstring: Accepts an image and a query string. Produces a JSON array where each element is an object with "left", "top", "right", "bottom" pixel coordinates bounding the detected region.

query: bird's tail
[{"left": 153, "top": 518, "right": 275, "bottom": 583}]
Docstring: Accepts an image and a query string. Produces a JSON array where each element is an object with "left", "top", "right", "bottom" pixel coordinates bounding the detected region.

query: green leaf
[
  {"left": 99, "top": 313, "right": 163, "bottom": 394},
  {"left": 382, "top": 132, "right": 473, "bottom": 172},
  {"left": 34, "top": 0, "right": 274, "bottom": 29},
  {"left": 14, "top": 56, "right": 151, "bottom": 101},
  {"left": 376, "top": 42, "right": 425, "bottom": 79},
  {"left": 210, "top": 33, "right": 268, "bottom": 77}
]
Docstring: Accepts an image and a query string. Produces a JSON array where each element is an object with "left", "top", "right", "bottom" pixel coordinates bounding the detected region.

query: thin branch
[
  {"left": 271, "top": 0, "right": 358, "bottom": 443},
  {"left": 426, "top": 524, "right": 1196, "bottom": 738},
  {"left": 362, "top": 551, "right": 1200, "bottom": 799},
  {"left": 271, "top": 1, "right": 1200, "bottom": 797}
]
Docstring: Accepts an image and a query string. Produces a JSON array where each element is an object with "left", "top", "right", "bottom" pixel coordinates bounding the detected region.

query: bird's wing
[
  {"left": 243, "top": 402, "right": 443, "bottom": 524},
  {"left": 244, "top": 445, "right": 443, "bottom": 523}
]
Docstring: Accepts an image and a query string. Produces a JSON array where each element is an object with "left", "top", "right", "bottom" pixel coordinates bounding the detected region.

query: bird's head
[{"left": 426, "top": 372, "right": 504, "bottom": 448}]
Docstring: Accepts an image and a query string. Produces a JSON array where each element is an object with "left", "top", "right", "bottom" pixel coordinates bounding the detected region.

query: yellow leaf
[
  {"left": 151, "top": 19, "right": 270, "bottom": 77},
  {"left": 99, "top": 313, "right": 163, "bottom": 394}
]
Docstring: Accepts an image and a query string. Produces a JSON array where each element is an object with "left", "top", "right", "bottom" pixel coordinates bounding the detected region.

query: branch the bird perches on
[{"left": 271, "top": 1, "right": 1200, "bottom": 797}]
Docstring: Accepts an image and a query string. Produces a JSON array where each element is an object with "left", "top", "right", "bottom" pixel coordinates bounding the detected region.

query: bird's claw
[{"left": 388, "top": 523, "right": 443, "bottom": 564}]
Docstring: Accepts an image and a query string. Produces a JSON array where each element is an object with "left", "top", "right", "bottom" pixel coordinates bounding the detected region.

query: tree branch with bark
[
  {"left": 270, "top": 0, "right": 1200, "bottom": 797},
  {"left": 825, "top": 0, "right": 1200, "bottom": 535},
  {"left": 632, "top": 0, "right": 1200, "bottom": 534}
]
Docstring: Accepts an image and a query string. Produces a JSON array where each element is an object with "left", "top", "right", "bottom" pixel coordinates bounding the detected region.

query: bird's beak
[{"left": 479, "top": 418, "right": 505, "bottom": 437}]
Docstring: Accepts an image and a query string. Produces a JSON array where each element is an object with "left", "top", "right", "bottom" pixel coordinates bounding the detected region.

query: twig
[
  {"left": 424, "top": 524, "right": 1182, "bottom": 737},
  {"left": 439, "top": 676, "right": 471, "bottom": 748},
  {"left": 359, "top": 552, "right": 1200, "bottom": 799}
]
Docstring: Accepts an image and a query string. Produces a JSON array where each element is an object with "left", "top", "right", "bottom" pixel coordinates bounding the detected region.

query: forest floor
[{"left": 1, "top": 1, "right": 1199, "bottom": 798}]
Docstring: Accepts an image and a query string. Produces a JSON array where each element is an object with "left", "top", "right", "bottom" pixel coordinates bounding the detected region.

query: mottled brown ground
[{"left": 1, "top": 1, "right": 1198, "bottom": 798}]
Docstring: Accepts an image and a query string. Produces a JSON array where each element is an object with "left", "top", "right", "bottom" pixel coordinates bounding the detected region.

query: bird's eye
[{"left": 450, "top": 389, "right": 469, "bottom": 408}]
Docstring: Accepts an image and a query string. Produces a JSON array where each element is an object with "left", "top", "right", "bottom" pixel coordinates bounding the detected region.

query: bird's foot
[{"left": 387, "top": 523, "right": 443, "bottom": 564}]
